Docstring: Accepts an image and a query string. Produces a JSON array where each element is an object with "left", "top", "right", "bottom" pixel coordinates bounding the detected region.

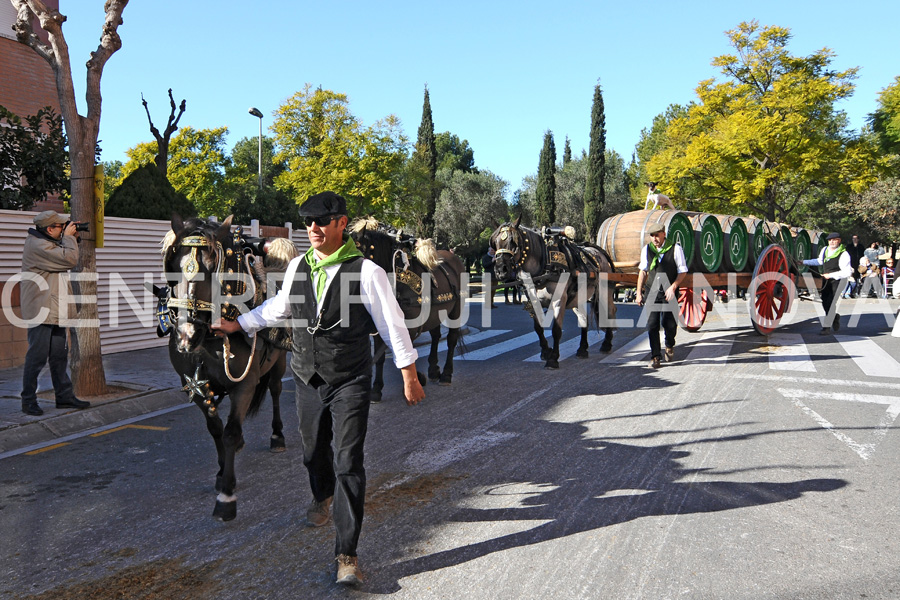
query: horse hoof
[
  {"left": 439, "top": 375, "right": 452, "bottom": 386},
  {"left": 576, "top": 349, "right": 589, "bottom": 358},
  {"left": 417, "top": 372, "right": 427, "bottom": 387},
  {"left": 600, "top": 344, "right": 612, "bottom": 353},
  {"left": 428, "top": 369, "right": 441, "bottom": 382},
  {"left": 213, "top": 500, "right": 237, "bottom": 522},
  {"left": 544, "top": 360, "right": 559, "bottom": 370},
  {"left": 270, "top": 435, "right": 286, "bottom": 453},
  {"left": 369, "top": 391, "right": 383, "bottom": 404}
]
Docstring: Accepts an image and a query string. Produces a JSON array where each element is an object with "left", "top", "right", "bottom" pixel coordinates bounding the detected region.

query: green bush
[{"left": 105, "top": 164, "right": 196, "bottom": 220}]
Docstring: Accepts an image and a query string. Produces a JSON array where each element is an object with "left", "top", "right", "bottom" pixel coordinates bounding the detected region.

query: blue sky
[{"left": 59, "top": 0, "right": 897, "bottom": 197}]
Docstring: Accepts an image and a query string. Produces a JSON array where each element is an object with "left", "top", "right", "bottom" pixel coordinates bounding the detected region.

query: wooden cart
[{"left": 604, "top": 243, "right": 822, "bottom": 336}]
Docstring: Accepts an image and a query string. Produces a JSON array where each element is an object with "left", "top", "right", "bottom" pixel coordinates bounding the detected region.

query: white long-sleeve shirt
[
  {"left": 638, "top": 243, "right": 689, "bottom": 273},
  {"left": 803, "top": 248, "right": 853, "bottom": 279},
  {"left": 237, "top": 256, "right": 418, "bottom": 369}
]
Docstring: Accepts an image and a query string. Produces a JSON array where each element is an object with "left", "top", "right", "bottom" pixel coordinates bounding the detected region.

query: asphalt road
[{"left": 2, "top": 296, "right": 899, "bottom": 599}]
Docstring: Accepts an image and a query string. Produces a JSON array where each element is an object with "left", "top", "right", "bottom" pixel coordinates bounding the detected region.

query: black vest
[
  {"left": 822, "top": 248, "right": 845, "bottom": 275},
  {"left": 290, "top": 256, "right": 376, "bottom": 386},
  {"left": 645, "top": 244, "right": 680, "bottom": 302}
]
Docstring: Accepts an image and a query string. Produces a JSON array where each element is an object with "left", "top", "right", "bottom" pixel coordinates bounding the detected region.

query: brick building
[{"left": 1, "top": 0, "right": 64, "bottom": 213}]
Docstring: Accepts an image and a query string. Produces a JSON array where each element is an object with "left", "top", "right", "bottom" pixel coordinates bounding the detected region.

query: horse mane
[
  {"left": 414, "top": 238, "right": 443, "bottom": 270},
  {"left": 263, "top": 237, "right": 298, "bottom": 272},
  {"left": 349, "top": 217, "right": 379, "bottom": 233}
]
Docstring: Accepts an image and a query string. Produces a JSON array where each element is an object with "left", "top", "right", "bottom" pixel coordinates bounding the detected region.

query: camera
[{"left": 66, "top": 221, "right": 90, "bottom": 232}]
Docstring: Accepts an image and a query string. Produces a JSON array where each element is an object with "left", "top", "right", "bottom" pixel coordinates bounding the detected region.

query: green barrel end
[
  {"left": 725, "top": 217, "right": 749, "bottom": 272},
  {"left": 693, "top": 214, "right": 723, "bottom": 273},
  {"left": 664, "top": 211, "right": 695, "bottom": 268}
]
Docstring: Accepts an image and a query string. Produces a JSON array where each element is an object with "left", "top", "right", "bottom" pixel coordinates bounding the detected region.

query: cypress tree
[
  {"left": 535, "top": 130, "right": 557, "bottom": 225},
  {"left": 584, "top": 83, "right": 606, "bottom": 238},
  {"left": 415, "top": 85, "right": 438, "bottom": 238},
  {"left": 563, "top": 136, "right": 572, "bottom": 166}
]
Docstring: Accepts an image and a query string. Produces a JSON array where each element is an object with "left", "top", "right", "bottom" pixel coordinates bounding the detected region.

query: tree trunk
[{"left": 12, "top": 0, "right": 129, "bottom": 396}]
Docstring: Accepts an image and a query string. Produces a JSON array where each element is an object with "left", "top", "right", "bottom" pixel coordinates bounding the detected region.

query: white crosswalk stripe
[
  {"left": 455, "top": 331, "right": 543, "bottom": 361},
  {"left": 766, "top": 333, "right": 816, "bottom": 372},
  {"left": 835, "top": 334, "right": 900, "bottom": 378},
  {"left": 684, "top": 330, "right": 735, "bottom": 365}
]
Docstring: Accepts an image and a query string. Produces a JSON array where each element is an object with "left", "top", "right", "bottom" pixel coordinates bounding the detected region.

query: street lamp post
[{"left": 248, "top": 107, "right": 263, "bottom": 189}]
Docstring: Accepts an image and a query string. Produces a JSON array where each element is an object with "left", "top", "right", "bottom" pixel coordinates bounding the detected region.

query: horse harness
[
  {"left": 496, "top": 224, "right": 602, "bottom": 286},
  {"left": 161, "top": 226, "right": 270, "bottom": 395}
]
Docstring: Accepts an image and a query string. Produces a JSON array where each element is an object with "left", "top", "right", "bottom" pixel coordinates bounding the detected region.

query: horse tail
[{"left": 247, "top": 370, "right": 272, "bottom": 418}]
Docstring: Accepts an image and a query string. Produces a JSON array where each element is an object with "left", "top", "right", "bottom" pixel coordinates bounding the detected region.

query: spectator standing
[
  {"left": 20, "top": 211, "right": 91, "bottom": 416},
  {"left": 845, "top": 235, "right": 865, "bottom": 298}
]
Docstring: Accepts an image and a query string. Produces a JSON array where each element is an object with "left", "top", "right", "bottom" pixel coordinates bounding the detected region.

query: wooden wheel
[
  {"left": 677, "top": 287, "right": 710, "bottom": 332},
  {"left": 749, "top": 244, "right": 793, "bottom": 335}
]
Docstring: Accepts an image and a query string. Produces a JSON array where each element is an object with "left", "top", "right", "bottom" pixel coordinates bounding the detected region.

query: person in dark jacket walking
[
  {"left": 636, "top": 223, "right": 688, "bottom": 368},
  {"left": 845, "top": 234, "right": 865, "bottom": 298},
  {"left": 213, "top": 192, "right": 424, "bottom": 586}
]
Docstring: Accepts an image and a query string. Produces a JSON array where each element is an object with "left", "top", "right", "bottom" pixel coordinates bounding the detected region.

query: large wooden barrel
[
  {"left": 775, "top": 223, "right": 795, "bottom": 258},
  {"left": 791, "top": 227, "right": 812, "bottom": 273},
  {"left": 714, "top": 214, "right": 749, "bottom": 272},
  {"left": 597, "top": 209, "right": 695, "bottom": 267},
  {"left": 746, "top": 218, "right": 770, "bottom": 266},
  {"left": 682, "top": 212, "right": 723, "bottom": 272}
]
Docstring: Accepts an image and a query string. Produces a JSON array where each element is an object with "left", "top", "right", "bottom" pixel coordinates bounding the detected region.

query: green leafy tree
[
  {"left": 105, "top": 163, "right": 195, "bottom": 220},
  {"left": 649, "top": 21, "right": 881, "bottom": 221},
  {"left": 226, "top": 136, "right": 298, "bottom": 226},
  {"left": 840, "top": 178, "right": 900, "bottom": 241},
  {"left": 100, "top": 159, "right": 123, "bottom": 203},
  {"left": 0, "top": 105, "right": 68, "bottom": 209},
  {"left": 627, "top": 104, "right": 689, "bottom": 207},
  {"left": 434, "top": 169, "right": 509, "bottom": 260},
  {"left": 435, "top": 131, "right": 476, "bottom": 173},
  {"left": 119, "top": 126, "right": 231, "bottom": 217},
  {"left": 535, "top": 130, "right": 557, "bottom": 225},
  {"left": 869, "top": 76, "right": 900, "bottom": 160},
  {"left": 272, "top": 84, "right": 408, "bottom": 220},
  {"left": 583, "top": 83, "right": 606, "bottom": 234},
  {"left": 413, "top": 86, "right": 438, "bottom": 237}
]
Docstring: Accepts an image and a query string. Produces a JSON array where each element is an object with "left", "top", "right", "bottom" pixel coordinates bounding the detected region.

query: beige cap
[
  {"left": 647, "top": 223, "right": 665, "bottom": 235},
  {"left": 33, "top": 210, "right": 67, "bottom": 228}
]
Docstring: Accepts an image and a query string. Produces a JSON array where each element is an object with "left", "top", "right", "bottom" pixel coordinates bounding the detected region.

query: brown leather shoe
[
  {"left": 335, "top": 554, "right": 363, "bottom": 585},
  {"left": 649, "top": 356, "right": 661, "bottom": 369},
  {"left": 306, "top": 496, "right": 332, "bottom": 527},
  {"left": 664, "top": 347, "right": 675, "bottom": 362}
]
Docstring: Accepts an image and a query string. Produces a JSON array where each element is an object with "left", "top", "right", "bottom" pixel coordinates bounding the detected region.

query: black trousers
[
  {"left": 820, "top": 278, "right": 848, "bottom": 327},
  {"left": 21, "top": 324, "right": 74, "bottom": 405},
  {"left": 647, "top": 298, "right": 678, "bottom": 360},
  {"left": 296, "top": 371, "right": 371, "bottom": 557}
]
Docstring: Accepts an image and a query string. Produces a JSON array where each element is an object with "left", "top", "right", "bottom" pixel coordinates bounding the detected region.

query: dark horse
[
  {"left": 349, "top": 219, "right": 466, "bottom": 401},
  {"left": 161, "top": 215, "right": 295, "bottom": 521},
  {"left": 490, "top": 217, "right": 616, "bottom": 369}
]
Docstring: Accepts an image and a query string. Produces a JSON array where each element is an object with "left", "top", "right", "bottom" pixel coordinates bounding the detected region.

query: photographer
[{"left": 20, "top": 210, "right": 89, "bottom": 416}]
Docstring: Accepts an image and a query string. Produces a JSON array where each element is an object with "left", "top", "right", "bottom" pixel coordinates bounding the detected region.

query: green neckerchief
[
  {"left": 304, "top": 236, "right": 363, "bottom": 302},
  {"left": 824, "top": 244, "right": 846, "bottom": 262},
  {"left": 647, "top": 239, "right": 675, "bottom": 271}
]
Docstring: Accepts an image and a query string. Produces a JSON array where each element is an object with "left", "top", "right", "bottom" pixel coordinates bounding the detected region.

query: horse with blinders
[
  {"left": 490, "top": 217, "right": 616, "bottom": 368},
  {"left": 349, "top": 219, "right": 466, "bottom": 402},
  {"left": 160, "top": 214, "right": 295, "bottom": 521}
]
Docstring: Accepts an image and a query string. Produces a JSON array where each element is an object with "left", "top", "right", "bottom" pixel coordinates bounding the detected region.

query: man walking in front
[
  {"left": 213, "top": 191, "right": 424, "bottom": 586},
  {"left": 636, "top": 223, "right": 688, "bottom": 368},
  {"left": 803, "top": 232, "right": 853, "bottom": 334}
]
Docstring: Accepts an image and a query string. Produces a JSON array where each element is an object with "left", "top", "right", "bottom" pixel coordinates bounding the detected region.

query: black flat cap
[
  {"left": 298, "top": 191, "right": 347, "bottom": 218},
  {"left": 826, "top": 232, "right": 841, "bottom": 240}
]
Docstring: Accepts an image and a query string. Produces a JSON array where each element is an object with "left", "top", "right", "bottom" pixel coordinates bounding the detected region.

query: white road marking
[
  {"left": 456, "top": 331, "right": 546, "bottom": 361},
  {"left": 524, "top": 330, "right": 602, "bottom": 362},
  {"left": 777, "top": 388, "right": 900, "bottom": 460},
  {"left": 685, "top": 330, "right": 736, "bottom": 365},
  {"left": 598, "top": 334, "right": 650, "bottom": 365},
  {"left": 732, "top": 374, "right": 900, "bottom": 391},
  {"left": 767, "top": 333, "right": 816, "bottom": 372},
  {"left": 835, "top": 334, "right": 900, "bottom": 378}
]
